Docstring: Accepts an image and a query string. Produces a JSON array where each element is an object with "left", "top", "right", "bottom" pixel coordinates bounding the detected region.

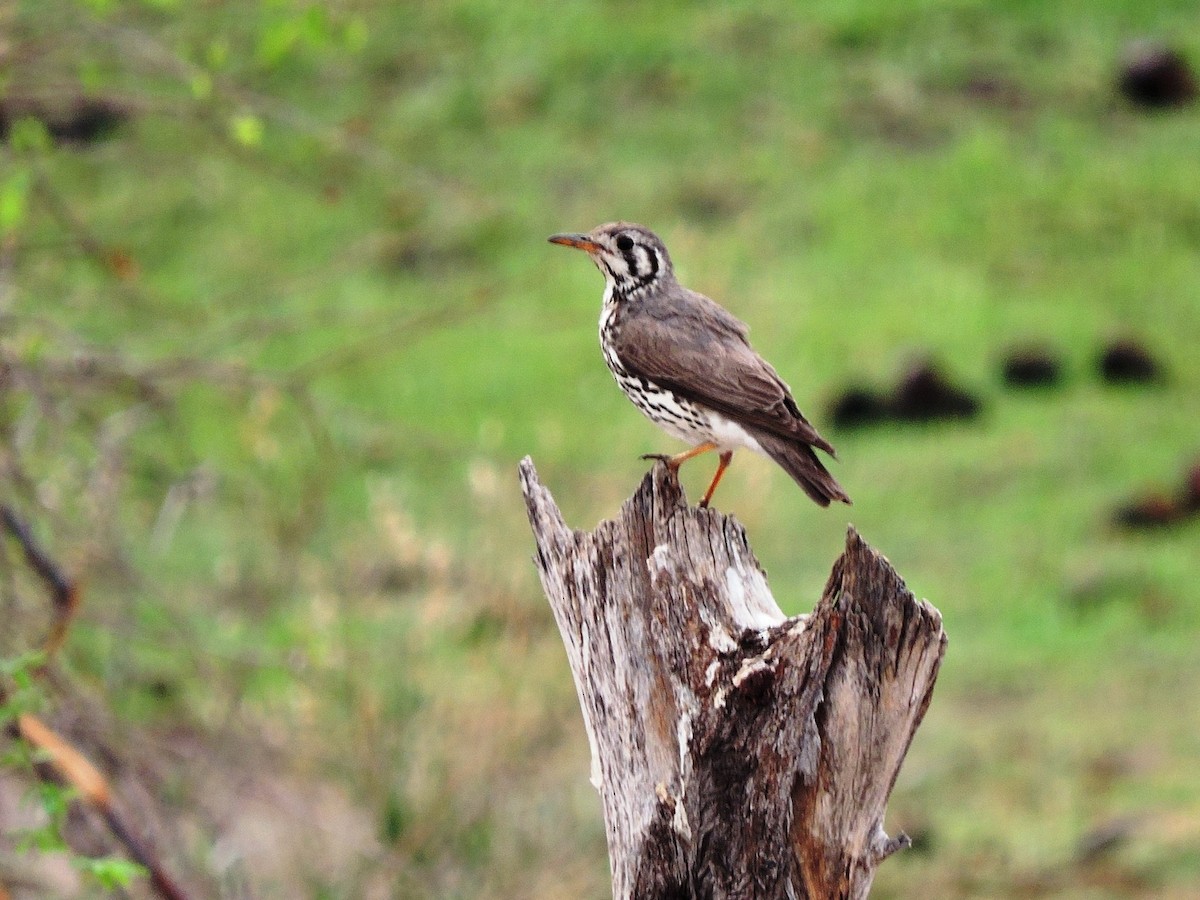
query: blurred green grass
[{"left": 4, "top": 0, "right": 1200, "bottom": 896}]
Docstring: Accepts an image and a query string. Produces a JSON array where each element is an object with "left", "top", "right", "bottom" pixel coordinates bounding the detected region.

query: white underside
[{"left": 660, "top": 408, "right": 765, "bottom": 455}]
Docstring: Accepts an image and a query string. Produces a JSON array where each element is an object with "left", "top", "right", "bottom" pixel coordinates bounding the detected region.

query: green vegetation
[{"left": 3, "top": 0, "right": 1199, "bottom": 896}]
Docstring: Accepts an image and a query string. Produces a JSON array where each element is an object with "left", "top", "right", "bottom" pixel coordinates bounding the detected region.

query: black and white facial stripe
[
  {"left": 593, "top": 224, "right": 672, "bottom": 296},
  {"left": 614, "top": 232, "right": 659, "bottom": 287}
]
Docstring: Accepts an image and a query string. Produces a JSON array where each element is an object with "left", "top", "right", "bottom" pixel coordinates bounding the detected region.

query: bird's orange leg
[
  {"left": 641, "top": 441, "right": 718, "bottom": 471},
  {"left": 698, "top": 451, "right": 734, "bottom": 509}
]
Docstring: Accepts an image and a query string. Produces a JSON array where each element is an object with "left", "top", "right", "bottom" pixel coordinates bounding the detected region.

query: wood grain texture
[{"left": 520, "top": 457, "right": 946, "bottom": 900}]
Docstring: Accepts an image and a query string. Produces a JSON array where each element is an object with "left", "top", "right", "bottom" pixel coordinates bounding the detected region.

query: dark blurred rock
[
  {"left": 828, "top": 361, "right": 982, "bottom": 429},
  {"left": 1097, "top": 339, "right": 1163, "bottom": 384},
  {"left": 890, "top": 361, "right": 981, "bottom": 422},
  {"left": 1112, "top": 493, "right": 1183, "bottom": 529},
  {"left": 0, "top": 94, "right": 131, "bottom": 146},
  {"left": 828, "top": 387, "right": 891, "bottom": 429},
  {"left": 1000, "top": 346, "right": 1063, "bottom": 389},
  {"left": 1112, "top": 460, "right": 1200, "bottom": 531},
  {"left": 1119, "top": 41, "right": 1197, "bottom": 109}
]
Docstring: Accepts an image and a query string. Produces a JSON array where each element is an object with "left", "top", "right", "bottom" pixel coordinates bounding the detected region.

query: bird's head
[{"left": 549, "top": 222, "right": 673, "bottom": 296}]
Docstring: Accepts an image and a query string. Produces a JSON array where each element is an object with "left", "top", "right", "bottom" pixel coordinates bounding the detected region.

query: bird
[{"left": 549, "top": 222, "right": 850, "bottom": 508}]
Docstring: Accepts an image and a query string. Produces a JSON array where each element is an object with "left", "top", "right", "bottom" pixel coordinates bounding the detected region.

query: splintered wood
[{"left": 520, "top": 457, "right": 946, "bottom": 900}]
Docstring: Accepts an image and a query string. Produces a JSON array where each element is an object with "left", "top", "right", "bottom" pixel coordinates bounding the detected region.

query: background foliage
[{"left": 2, "top": 0, "right": 1199, "bottom": 897}]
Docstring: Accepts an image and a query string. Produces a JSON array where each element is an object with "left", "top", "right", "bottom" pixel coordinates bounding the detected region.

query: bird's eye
[{"left": 616, "top": 234, "right": 634, "bottom": 253}]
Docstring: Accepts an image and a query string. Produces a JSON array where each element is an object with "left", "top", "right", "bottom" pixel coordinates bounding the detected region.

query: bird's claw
[{"left": 640, "top": 453, "right": 672, "bottom": 464}]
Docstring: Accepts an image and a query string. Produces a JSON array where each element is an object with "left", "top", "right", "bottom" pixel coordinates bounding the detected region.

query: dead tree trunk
[{"left": 519, "top": 457, "right": 947, "bottom": 900}]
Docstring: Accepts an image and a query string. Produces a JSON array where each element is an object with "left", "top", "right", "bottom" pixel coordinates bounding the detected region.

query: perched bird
[{"left": 549, "top": 222, "right": 850, "bottom": 508}]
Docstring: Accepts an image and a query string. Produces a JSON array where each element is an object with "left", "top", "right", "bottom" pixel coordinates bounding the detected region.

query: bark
[{"left": 519, "top": 456, "right": 947, "bottom": 900}]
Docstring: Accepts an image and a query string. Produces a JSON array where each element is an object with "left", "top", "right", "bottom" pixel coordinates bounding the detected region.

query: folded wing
[{"left": 612, "top": 289, "right": 837, "bottom": 457}]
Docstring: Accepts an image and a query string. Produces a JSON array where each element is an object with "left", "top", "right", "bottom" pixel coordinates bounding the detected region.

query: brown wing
[{"left": 613, "top": 288, "right": 836, "bottom": 455}]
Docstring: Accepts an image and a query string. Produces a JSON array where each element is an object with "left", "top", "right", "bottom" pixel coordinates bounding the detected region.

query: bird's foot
[{"left": 638, "top": 453, "right": 676, "bottom": 475}]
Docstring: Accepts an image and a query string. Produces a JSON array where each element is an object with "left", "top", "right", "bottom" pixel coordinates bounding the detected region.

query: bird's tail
[{"left": 751, "top": 429, "right": 851, "bottom": 507}]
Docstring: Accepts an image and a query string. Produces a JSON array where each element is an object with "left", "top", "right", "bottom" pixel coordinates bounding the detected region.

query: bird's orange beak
[{"left": 548, "top": 233, "right": 602, "bottom": 253}]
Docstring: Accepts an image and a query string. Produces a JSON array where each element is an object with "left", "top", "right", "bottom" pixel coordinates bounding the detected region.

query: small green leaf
[
  {"left": 76, "top": 855, "right": 148, "bottom": 889},
  {"left": 206, "top": 37, "right": 229, "bottom": 69},
  {"left": 343, "top": 15, "right": 369, "bottom": 52},
  {"left": 1, "top": 649, "right": 46, "bottom": 680},
  {"left": 300, "top": 6, "right": 331, "bottom": 46},
  {"left": 190, "top": 71, "right": 213, "bottom": 101},
  {"left": 17, "top": 823, "right": 67, "bottom": 854},
  {"left": 8, "top": 117, "right": 51, "bottom": 153},
  {"left": 229, "top": 112, "right": 264, "bottom": 148},
  {"left": 0, "top": 169, "right": 33, "bottom": 235},
  {"left": 257, "top": 19, "right": 300, "bottom": 66}
]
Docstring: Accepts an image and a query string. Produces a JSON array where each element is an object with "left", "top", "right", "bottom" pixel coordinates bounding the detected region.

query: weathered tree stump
[{"left": 519, "top": 456, "right": 947, "bottom": 900}]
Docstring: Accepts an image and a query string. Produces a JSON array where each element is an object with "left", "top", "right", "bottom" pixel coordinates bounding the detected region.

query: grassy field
[{"left": 3, "top": 1, "right": 1200, "bottom": 897}]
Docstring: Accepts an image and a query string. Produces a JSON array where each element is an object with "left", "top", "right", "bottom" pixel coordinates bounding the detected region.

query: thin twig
[
  {"left": 0, "top": 503, "right": 79, "bottom": 657},
  {"left": 16, "top": 713, "right": 191, "bottom": 900}
]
